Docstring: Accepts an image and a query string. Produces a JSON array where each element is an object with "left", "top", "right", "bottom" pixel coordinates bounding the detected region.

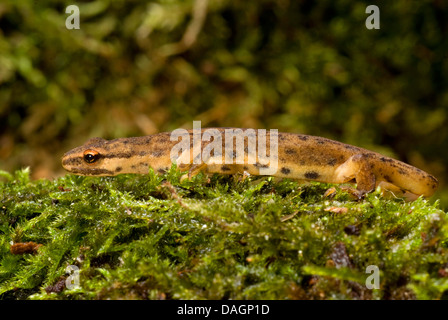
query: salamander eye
[{"left": 83, "top": 149, "right": 100, "bottom": 164}]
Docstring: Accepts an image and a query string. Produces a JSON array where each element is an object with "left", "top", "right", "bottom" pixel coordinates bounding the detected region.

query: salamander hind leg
[
  {"left": 334, "top": 154, "right": 377, "bottom": 199},
  {"left": 377, "top": 181, "right": 420, "bottom": 201},
  {"left": 178, "top": 146, "right": 213, "bottom": 181}
]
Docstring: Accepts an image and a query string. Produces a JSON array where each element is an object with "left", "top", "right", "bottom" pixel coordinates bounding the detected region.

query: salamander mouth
[{"left": 65, "top": 167, "right": 115, "bottom": 176}]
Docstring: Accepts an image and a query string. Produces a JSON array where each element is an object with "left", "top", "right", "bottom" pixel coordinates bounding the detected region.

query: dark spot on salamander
[
  {"left": 139, "top": 162, "right": 148, "bottom": 167},
  {"left": 255, "top": 162, "right": 269, "bottom": 168},
  {"left": 344, "top": 145, "right": 357, "bottom": 151},
  {"left": 304, "top": 171, "right": 320, "bottom": 179},
  {"left": 428, "top": 175, "right": 438, "bottom": 183},
  {"left": 158, "top": 168, "right": 167, "bottom": 174},
  {"left": 151, "top": 149, "right": 164, "bottom": 157},
  {"left": 285, "top": 148, "right": 296, "bottom": 155},
  {"left": 281, "top": 167, "right": 291, "bottom": 175},
  {"left": 384, "top": 175, "right": 392, "bottom": 182},
  {"left": 156, "top": 135, "right": 169, "bottom": 143},
  {"left": 131, "top": 165, "right": 136, "bottom": 169},
  {"left": 115, "top": 167, "right": 122, "bottom": 172},
  {"left": 327, "top": 158, "right": 337, "bottom": 166},
  {"left": 221, "top": 165, "right": 232, "bottom": 171},
  {"left": 243, "top": 166, "right": 248, "bottom": 170}
]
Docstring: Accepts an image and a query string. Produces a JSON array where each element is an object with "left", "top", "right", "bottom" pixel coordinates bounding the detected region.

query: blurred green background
[{"left": 0, "top": 0, "right": 447, "bottom": 206}]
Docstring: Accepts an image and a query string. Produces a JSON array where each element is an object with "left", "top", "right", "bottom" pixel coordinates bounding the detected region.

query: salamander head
[{"left": 61, "top": 137, "right": 121, "bottom": 176}]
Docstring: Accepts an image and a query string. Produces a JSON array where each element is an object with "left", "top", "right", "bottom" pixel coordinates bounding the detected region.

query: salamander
[{"left": 61, "top": 128, "right": 438, "bottom": 200}]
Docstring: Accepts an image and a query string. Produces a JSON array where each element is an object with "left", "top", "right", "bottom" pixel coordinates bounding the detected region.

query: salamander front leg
[
  {"left": 334, "top": 154, "right": 377, "bottom": 199},
  {"left": 179, "top": 163, "right": 208, "bottom": 181}
]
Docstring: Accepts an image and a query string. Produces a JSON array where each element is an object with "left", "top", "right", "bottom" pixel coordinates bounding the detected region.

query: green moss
[{"left": 0, "top": 168, "right": 447, "bottom": 300}]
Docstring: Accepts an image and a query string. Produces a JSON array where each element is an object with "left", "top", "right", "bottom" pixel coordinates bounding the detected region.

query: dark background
[{"left": 0, "top": 0, "right": 446, "bottom": 206}]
